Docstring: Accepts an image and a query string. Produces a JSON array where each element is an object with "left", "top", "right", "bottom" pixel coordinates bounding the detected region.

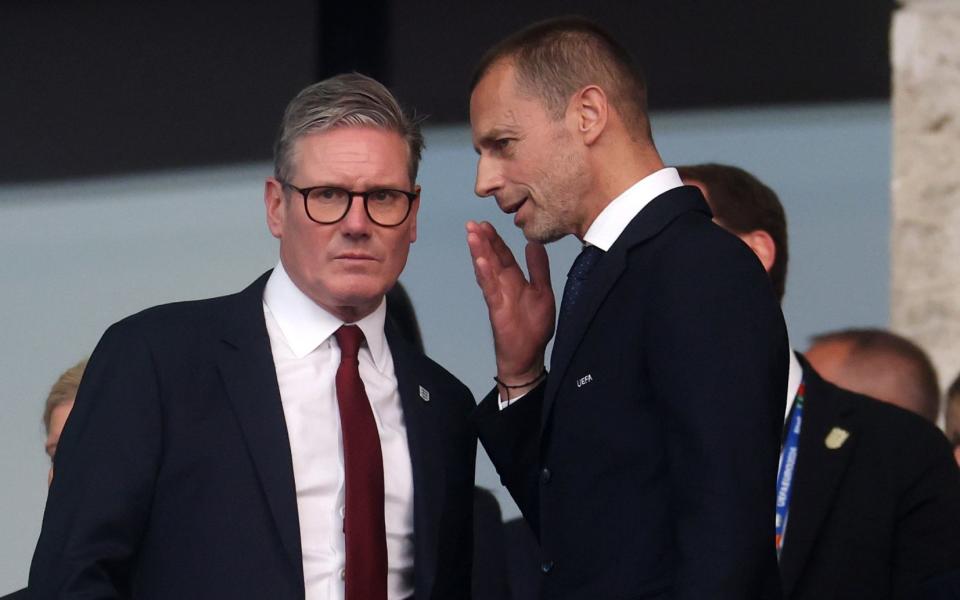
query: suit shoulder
[
  {"left": 656, "top": 210, "right": 763, "bottom": 270},
  {"left": 102, "top": 288, "right": 246, "bottom": 346},
  {"left": 816, "top": 381, "right": 953, "bottom": 467},
  {"left": 853, "top": 391, "right": 951, "bottom": 452},
  {"left": 632, "top": 207, "right": 781, "bottom": 316}
]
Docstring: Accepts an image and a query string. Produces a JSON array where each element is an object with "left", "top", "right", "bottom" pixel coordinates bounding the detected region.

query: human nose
[
  {"left": 474, "top": 155, "right": 503, "bottom": 198},
  {"left": 339, "top": 193, "right": 372, "bottom": 235}
]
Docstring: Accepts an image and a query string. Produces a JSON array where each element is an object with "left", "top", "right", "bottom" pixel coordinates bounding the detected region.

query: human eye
[
  {"left": 491, "top": 137, "right": 519, "bottom": 158},
  {"left": 309, "top": 187, "right": 347, "bottom": 203},
  {"left": 370, "top": 189, "right": 405, "bottom": 204}
]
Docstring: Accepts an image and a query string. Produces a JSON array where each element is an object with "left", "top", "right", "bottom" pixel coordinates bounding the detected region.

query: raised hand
[{"left": 466, "top": 220, "right": 555, "bottom": 394}]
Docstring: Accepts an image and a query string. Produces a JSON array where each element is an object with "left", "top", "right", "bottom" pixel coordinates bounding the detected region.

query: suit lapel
[
  {"left": 387, "top": 325, "right": 446, "bottom": 600},
  {"left": 779, "top": 359, "right": 857, "bottom": 598},
  {"left": 216, "top": 272, "right": 305, "bottom": 593},
  {"left": 543, "top": 186, "right": 711, "bottom": 427},
  {"left": 544, "top": 247, "right": 625, "bottom": 426}
]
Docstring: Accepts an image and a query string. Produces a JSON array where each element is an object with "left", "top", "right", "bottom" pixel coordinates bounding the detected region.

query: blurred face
[
  {"left": 265, "top": 127, "right": 419, "bottom": 322},
  {"left": 806, "top": 340, "right": 934, "bottom": 420},
  {"left": 470, "top": 61, "right": 589, "bottom": 242},
  {"left": 46, "top": 400, "right": 74, "bottom": 486},
  {"left": 805, "top": 340, "right": 853, "bottom": 385},
  {"left": 947, "top": 397, "right": 960, "bottom": 442}
]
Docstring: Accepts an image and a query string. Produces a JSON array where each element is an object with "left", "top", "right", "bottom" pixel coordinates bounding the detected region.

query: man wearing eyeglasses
[{"left": 29, "top": 74, "right": 477, "bottom": 600}]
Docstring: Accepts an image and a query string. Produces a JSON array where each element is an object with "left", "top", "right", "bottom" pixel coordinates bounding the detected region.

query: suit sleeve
[
  {"left": 473, "top": 382, "right": 545, "bottom": 538},
  {"left": 29, "top": 320, "right": 162, "bottom": 599},
  {"left": 646, "top": 236, "right": 787, "bottom": 600}
]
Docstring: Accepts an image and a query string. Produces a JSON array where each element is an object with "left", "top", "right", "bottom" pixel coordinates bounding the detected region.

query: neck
[
  {"left": 324, "top": 299, "right": 380, "bottom": 324},
  {"left": 575, "top": 141, "right": 665, "bottom": 239}
]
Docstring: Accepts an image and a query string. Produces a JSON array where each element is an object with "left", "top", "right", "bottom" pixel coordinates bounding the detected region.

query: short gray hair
[
  {"left": 471, "top": 17, "right": 652, "bottom": 141},
  {"left": 273, "top": 73, "right": 425, "bottom": 184}
]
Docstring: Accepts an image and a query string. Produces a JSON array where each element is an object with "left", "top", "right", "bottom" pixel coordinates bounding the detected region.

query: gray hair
[{"left": 273, "top": 73, "right": 425, "bottom": 184}]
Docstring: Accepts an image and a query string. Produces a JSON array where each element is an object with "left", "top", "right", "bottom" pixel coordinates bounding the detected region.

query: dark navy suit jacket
[
  {"left": 29, "top": 272, "right": 476, "bottom": 599},
  {"left": 475, "top": 186, "right": 788, "bottom": 599},
  {"left": 781, "top": 356, "right": 960, "bottom": 600}
]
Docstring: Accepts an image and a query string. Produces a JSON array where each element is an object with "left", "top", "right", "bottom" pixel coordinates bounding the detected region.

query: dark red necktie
[{"left": 334, "top": 325, "right": 387, "bottom": 600}]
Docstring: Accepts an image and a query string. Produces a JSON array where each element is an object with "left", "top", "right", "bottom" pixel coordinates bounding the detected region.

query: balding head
[{"left": 805, "top": 328, "right": 940, "bottom": 422}]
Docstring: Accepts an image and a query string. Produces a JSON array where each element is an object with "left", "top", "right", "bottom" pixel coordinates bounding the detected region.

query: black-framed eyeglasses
[{"left": 280, "top": 182, "right": 417, "bottom": 227}]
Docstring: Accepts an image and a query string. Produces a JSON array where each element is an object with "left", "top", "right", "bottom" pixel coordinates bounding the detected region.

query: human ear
[
  {"left": 738, "top": 230, "right": 777, "bottom": 274},
  {"left": 264, "top": 177, "right": 286, "bottom": 240},
  {"left": 571, "top": 85, "right": 608, "bottom": 145}
]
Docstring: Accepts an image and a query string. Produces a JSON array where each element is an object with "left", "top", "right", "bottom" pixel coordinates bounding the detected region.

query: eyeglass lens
[{"left": 306, "top": 187, "right": 410, "bottom": 226}]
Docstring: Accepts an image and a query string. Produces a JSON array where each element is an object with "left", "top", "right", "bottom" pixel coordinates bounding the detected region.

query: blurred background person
[
  {"left": 1, "top": 359, "right": 87, "bottom": 600},
  {"left": 43, "top": 359, "right": 87, "bottom": 486},
  {"left": 946, "top": 372, "right": 960, "bottom": 465},
  {"left": 679, "top": 162, "right": 960, "bottom": 600},
  {"left": 805, "top": 328, "right": 941, "bottom": 423}
]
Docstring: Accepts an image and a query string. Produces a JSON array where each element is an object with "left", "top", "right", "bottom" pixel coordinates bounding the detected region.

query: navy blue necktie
[{"left": 558, "top": 244, "right": 604, "bottom": 329}]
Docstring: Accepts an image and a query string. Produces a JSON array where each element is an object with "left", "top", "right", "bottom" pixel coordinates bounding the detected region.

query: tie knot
[
  {"left": 567, "top": 245, "right": 604, "bottom": 281},
  {"left": 335, "top": 325, "right": 365, "bottom": 360}
]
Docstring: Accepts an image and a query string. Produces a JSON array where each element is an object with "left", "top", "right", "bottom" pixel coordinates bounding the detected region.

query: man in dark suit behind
[
  {"left": 465, "top": 18, "right": 789, "bottom": 599},
  {"left": 679, "top": 162, "right": 960, "bottom": 599},
  {"left": 30, "top": 74, "right": 476, "bottom": 600},
  {"left": 805, "top": 327, "right": 941, "bottom": 423}
]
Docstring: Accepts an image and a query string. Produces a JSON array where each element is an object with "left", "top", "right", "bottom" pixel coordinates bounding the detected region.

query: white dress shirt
[
  {"left": 499, "top": 168, "right": 684, "bottom": 409},
  {"left": 784, "top": 349, "right": 803, "bottom": 425},
  {"left": 263, "top": 261, "right": 415, "bottom": 600},
  {"left": 779, "top": 348, "right": 804, "bottom": 469},
  {"left": 776, "top": 348, "right": 804, "bottom": 546},
  {"left": 582, "top": 167, "right": 684, "bottom": 251}
]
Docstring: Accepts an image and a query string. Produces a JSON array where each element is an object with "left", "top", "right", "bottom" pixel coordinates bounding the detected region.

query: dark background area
[{"left": 1, "top": 0, "right": 894, "bottom": 182}]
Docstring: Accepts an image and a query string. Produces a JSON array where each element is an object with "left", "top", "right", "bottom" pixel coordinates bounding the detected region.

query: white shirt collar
[
  {"left": 263, "top": 261, "right": 389, "bottom": 369},
  {"left": 784, "top": 348, "right": 804, "bottom": 423},
  {"left": 582, "top": 167, "right": 684, "bottom": 251}
]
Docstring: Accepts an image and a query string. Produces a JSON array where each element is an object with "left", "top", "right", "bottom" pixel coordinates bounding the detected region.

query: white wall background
[{"left": 0, "top": 102, "right": 890, "bottom": 593}]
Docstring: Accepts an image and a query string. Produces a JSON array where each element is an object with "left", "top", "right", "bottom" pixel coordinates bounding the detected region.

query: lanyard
[{"left": 775, "top": 381, "right": 805, "bottom": 556}]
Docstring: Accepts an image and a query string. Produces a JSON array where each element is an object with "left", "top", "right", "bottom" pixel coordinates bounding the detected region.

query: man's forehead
[
  {"left": 471, "top": 61, "right": 520, "bottom": 112},
  {"left": 470, "top": 69, "right": 540, "bottom": 147},
  {"left": 471, "top": 112, "right": 521, "bottom": 149},
  {"left": 290, "top": 126, "right": 411, "bottom": 183}
]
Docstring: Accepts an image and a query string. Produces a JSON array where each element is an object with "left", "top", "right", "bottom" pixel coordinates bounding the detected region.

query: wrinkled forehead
[{"left": 290, "top": 126, "right": 413, "bottom": 186}]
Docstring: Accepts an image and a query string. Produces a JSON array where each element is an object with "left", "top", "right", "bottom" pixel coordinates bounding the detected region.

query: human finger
[{"left": 525, "top": 242, "right": 552, "bottom": 291}]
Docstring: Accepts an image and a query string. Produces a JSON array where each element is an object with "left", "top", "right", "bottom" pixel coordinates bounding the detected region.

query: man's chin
[{"left": 520, "top": 221, "right": 566, "bottom": 244}]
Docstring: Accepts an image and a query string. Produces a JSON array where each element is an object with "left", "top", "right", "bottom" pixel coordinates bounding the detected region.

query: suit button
[
  {"left": 541, "top": 560, "right": 554, "bottom": 574},
  {"left": 540, "top": 467, "right": 551, "bottom": 484},
  {"left": 339, "top": 568, "right": 346, "bottom": 580}
]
